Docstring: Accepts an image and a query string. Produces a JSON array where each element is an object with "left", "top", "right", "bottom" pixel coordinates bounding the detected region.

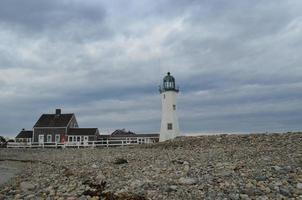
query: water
[{"left": 0, "top": 163, "right": 19, "bottom": 186}]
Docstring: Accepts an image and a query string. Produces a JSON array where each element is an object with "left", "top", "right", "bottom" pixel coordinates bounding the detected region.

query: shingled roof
[
  {"left": 16, "top": 130, "right": 33, "bottom": 138},
  {"left": 34, "top": 114, "right": 74, "bottom": 127},
  {"left": 111, "top": 129, "right": 136, "bottom": 137},
  {"left": 68, "top": 128, "right": 99, "bottom": 136}
]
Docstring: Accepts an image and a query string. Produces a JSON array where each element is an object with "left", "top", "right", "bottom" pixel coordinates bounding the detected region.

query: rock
[
  {"left": 239, "top": 194, "right": 250, "bottom": 200},
  {"left": 130, "top": 180, "right": 144, "bottom": 188},
  {"left": 246, "top": 182, "right": 254, "bottom": 188},
  {"left": 178, "top": 177, "right": 197, "bottom": 185},
  {"left": 274, "top": 181, "right": 283, "bottom": 186},
  {"left": 183, "top": 164, "right": 190, "bottom": 172},
  {"left": 272, "top": 166, "right": 282, "bottom": 171},
  {"left": 183, "top": 161, "right": 189, "bottom": 165},
  {"left": 242, "top": 188, "right": 257, "bottom": 196},
  {"left": 24, "top": 194, "right": 36, "bottom": 200},
  {"left": 255, "top": 196, "right": 269, "bottom": 200},
  {"left": 255, "top": 175, "right": 267, "bottom": 181},
  {"left": 259, "top": 184, "right": 271, "bottom": 193},
  {"left": 96, "top": 172, "right": 106, "bottom": 181},
  {"left": 1, "top": 132, "right": 301, "bottom": 200},
  {"left": 20, "top": 182, "right": 35, "bottom": 191},
  {"left": 77, "top": 196, "right": 87, "bottom": 200},
  {"left": 166, "top": 185, "right": 178, "bottom": 192},
  {"left": 229, "top": 193, "right": 239, "bottom": 200},
  {"left": 279, "top": 187, "right": 291, "bottom": 197}
]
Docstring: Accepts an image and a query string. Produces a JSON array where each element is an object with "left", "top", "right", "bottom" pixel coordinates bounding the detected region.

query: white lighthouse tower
[{"left": 159, "top": 72, "right": 180, "bottom": 142}]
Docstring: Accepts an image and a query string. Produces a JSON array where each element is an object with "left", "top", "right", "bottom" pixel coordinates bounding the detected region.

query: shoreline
[{"left": 0, "top": 133, "right": 301, "bottom": 199}]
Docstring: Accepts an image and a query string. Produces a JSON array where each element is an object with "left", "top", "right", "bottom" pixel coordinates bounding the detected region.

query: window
[
  {"left": 167, "top": 123, "right": 173, "bottom": 130},
  {"left": 47, "top": 134, "right": 52, "bottom": 143},
  {"left": 173, "top": 105, "right": 176, "bottom": 110},
  {"left": 55, "top": 134, "right": 60, "bottom": 143},
  {"left": 69, "top": 136, "right": 73, "bottom": 142}
]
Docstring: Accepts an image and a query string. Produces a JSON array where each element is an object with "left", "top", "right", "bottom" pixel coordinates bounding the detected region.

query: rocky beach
[{"left": 0, "top": 133, "right": 301, "bottom": 200}]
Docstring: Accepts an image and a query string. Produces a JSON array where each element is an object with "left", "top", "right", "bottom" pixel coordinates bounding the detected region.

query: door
[
  {"left": 84, "top": 136, "right": 88, "bottom": 146},
  {"left": 39, "top": 135, "right": 44, "bottom": 144},
  {"left": 55, "top": 134, "right": 60, "bottom": 144}
]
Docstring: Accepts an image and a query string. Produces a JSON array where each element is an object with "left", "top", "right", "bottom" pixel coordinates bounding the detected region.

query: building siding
[{"left": 33, "top": 128, "right": 66, "bottom": 143}]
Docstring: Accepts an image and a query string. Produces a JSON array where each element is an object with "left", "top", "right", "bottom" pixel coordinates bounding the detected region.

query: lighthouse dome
[
  {"left": 163, "top": 72, "right": 175, "bottom": 83},
  {"left": 160, "top": 72, "right": 179, "bottom": 93}
]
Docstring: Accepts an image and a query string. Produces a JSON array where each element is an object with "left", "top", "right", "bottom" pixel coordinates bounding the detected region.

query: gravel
[{"left": 0, "top": 132, "right": 301, "bottom": 199}]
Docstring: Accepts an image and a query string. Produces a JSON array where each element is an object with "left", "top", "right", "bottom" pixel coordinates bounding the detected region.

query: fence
[{"left": 7, "top": 137, "right": 158, "bottom": 148}]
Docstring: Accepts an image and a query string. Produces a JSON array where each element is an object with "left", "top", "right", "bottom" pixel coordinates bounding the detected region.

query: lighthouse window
[
  {"left": 173, "top": 105, "right": 176, "bottom": 110},
  {"left": 167, "top": 123, "right": 173, "bottom": 130}
]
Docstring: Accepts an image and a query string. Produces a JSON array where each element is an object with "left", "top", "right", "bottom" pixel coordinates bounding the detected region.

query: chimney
[{"left": 56, "top": 109, "right": 61, "bottom": 115}]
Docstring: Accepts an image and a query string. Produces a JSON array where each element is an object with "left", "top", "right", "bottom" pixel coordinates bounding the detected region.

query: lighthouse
[{"left": 159, "top": 72, "right": 180, "bottom": 142}]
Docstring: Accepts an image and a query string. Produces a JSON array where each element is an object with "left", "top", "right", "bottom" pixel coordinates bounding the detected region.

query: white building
[{"left": 159, "top": 72, "right": 181, "bottom": 141}]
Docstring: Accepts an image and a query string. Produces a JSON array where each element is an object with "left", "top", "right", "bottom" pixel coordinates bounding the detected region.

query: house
[
  {"left": 98, "top": 129, "right": 159, "bottom": 144},
  {"left": 12, "top": 110, "right": 159, "bottom": 148},
  {"left": 16, "top": 129, "right": 33, "bottom": 143},
  {"left": 21, "top": 109, "right": 99, "bottom": 144},
  {"left": 67, "top": 128, "right": 99, "bottom": 144}
]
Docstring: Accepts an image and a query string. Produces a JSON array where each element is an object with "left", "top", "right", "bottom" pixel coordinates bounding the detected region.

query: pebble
[
  {"left": 20, "top": 182, "right": 35, "bottom": 191},
  {"left": 24, "top": 194, "right": 36, "bottom": 200},
  {"left": 166, "top": 185, "right": 178, "bottom": 192},
  {"left": 178, "top": 177, "right": 197, "bottom": 185},
  {"left": 0, "top": 132, "right": 301, "bottom": 200},
  {"left": 279, "top": 187, "right": 291, "bottom": 197}
]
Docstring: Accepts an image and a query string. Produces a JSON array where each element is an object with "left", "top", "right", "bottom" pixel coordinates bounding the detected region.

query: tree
[{"left": 0, "top": 136, "right": 7, "bottom": 148}]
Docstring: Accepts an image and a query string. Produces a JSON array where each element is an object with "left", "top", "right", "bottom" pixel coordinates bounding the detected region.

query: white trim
[
  {"left": 66, "top": 114, "right": 76, "bottom": 128},
  {"left": 32, "top": 128, "right": 35, "bottom": 143},
  {"left": 39, "top": 134, "right": 44, "bottom": 144}
]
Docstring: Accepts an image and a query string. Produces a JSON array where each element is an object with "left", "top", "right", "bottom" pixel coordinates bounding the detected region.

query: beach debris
[{"left": 113, "top": 158, "right": 128, "bottom": 165}]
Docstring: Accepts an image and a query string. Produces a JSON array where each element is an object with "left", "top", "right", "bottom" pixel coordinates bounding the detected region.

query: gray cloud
[
  {"left": 0, "top": 0, "right": 106, "bottom": 29},
  {"left": 0, "top": 0, "right": 302, "bottom": 136}
]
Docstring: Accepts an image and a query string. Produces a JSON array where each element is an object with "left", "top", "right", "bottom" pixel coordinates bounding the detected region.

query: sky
[{"left": 1, "top": 0, "right": 302, "bottom": 137}]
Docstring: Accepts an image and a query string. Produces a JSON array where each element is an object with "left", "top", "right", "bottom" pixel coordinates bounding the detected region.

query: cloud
[
  {"left": 0, "top": 0, "right": 106, "bottom": 29},
  {"left": 0, "top": 0, "right": 302, "bottom": 136}
]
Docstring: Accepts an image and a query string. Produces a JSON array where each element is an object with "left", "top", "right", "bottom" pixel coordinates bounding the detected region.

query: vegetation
[{"left": 0, "top": 136, "right": 7, "bottom": 148}]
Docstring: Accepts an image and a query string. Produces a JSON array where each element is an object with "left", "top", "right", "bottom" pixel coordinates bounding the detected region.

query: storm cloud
[{"left": 0, "top": 0, "right": 302, "bottom": 136}]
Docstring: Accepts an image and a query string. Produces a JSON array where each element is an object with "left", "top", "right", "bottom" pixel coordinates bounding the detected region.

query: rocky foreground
[{"left": 0, "top": 133, "right": 301, "bottom": 200}]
